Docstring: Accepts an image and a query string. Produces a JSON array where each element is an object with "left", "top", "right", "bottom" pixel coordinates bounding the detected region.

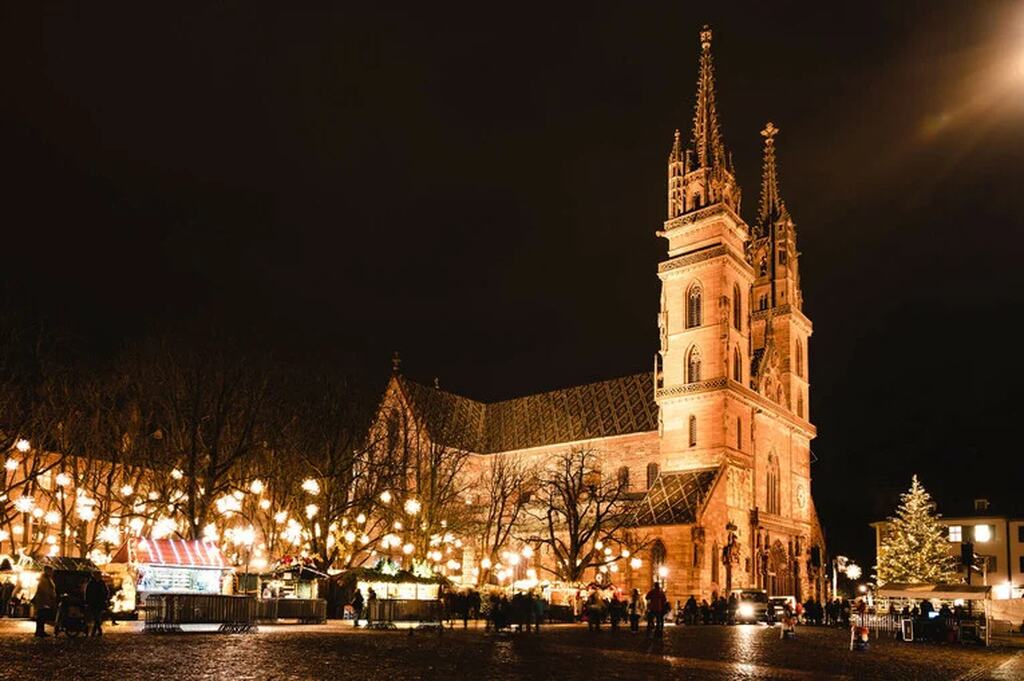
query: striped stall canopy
[{"left": 112, "top": 539, "right": 226, "bottom": 568}]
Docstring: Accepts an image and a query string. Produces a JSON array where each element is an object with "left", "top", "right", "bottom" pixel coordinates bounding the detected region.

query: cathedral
[{"left": 380, "top": 26, "right": 826, "bottom": 604}]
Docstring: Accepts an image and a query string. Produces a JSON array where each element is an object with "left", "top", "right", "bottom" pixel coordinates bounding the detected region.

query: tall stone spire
[
  {"left": 691, "top": 25, "right": 727, "bottom": 172},
  {"left": 757, "top": 122, "right": 787, "bottom": 230}
]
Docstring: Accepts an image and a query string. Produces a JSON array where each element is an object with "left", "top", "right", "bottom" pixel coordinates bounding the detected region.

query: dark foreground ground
[{"left": 0, "top": 619, "right": 1021, "bottom": 680}]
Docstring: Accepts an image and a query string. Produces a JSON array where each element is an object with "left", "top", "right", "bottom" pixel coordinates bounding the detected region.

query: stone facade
[{"left": 381, "top": 25, "right": 825, "bottom": 606}]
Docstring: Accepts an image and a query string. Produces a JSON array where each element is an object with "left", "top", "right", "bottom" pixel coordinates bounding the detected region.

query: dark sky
[{"left": 3, "top": 1, "right": 1024, "bottom": 569}]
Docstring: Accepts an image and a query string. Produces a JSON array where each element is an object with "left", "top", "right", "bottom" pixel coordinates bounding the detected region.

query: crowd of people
[{"left": 28, "top": 566, "right": 111, "bottom": 638}]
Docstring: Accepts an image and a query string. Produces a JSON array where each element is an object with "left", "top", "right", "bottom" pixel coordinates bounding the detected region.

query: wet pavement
[{"left": 0, "top": 619, "right": 1021, "bottom": 680}]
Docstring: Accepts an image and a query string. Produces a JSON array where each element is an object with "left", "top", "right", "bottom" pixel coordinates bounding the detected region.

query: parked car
[
  {"left": 732, "top": 588, "right": 769, "bottom": 623},
  {"left": 767, "top": 596, "right": 796, "bottom": 623}
]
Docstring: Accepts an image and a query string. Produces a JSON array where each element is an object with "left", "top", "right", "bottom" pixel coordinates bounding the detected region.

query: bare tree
[
  {"left": 473, "top": 453, "right": 533, "bottom": 584},
  {"left": 528, "top": 447, "right": 634, "bottom": 583}
]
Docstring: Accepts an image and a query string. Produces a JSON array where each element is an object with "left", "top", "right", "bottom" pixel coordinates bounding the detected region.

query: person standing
[
  {"left": 366, "top": 587, "right": 377, "bottom": 628},
  {"left": 351, "top": 588, "right": 364, "bottom": 628},
  {"left": 645, "top": 582, "right": 667, "bottom": 637},
  {"left": 32, "top": 566, "right": 57, "bottom": 637},
  {"left": 627, "top": 589, "right": 643, "bottom": 633},
  {"left": 85, "top": 571, "right": 109, "bottom": 637}
]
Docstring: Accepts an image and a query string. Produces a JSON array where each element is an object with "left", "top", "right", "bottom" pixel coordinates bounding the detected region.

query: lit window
[
  {"left": 689, "top": 415, "right": 697, "bottom": 447},
  {"left": 687, "top": 282, "right": 703, "bottom": 328},
  {"left": 687, "top": 346, "right": 702, "bottom": 384},
  {"left": 973, "top": 525, "right": 993, "bottom": 543},
  {"left": 948, "top": 525, "right": 962, "bottom": 542}
]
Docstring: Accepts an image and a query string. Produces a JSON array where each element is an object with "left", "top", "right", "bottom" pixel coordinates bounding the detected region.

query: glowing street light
[
  {"left": 380, "top": 490, "right": 392, "bottom": 504},
  {"left": 15, "top": 439, "right": 30, "bottom": 453},
  {"left": 404, "top": 498, "right": 421, "bottom": 515}
]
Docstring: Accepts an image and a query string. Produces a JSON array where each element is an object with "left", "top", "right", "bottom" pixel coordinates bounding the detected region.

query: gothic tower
[{"left": 655, "top": 26, "right": 818, "bottom": 599}]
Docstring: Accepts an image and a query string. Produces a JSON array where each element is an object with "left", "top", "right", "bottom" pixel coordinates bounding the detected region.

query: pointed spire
[
  {"left": 691, "top": 25, "right": 727, "bottom": 171},
  {"left": 758, "top": 122, "right": 787, "bottom": 228},
  {"left": 669, "top": 129, "right": 682, "bottom": 163},
  {"left": 391, "top": 350, "right": 402, "bottom": 374}
]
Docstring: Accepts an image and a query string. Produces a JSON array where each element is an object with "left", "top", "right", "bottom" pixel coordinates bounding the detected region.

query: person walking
[
  {"left": 586, "top": 590, "right": 604, "bottom": 631},
  {"left": 84, "top": 571, "right": 109, "bottom": 637},
  {"left": 531, "top": 591, "right": 545, "bottom": 632},
  {"left": 645, "top": 582, "right": 667, "bottom": 637},
  {"left": 31, "top": 566, "right": 57, "bottom": 638},
  {"left": 351, "top": 588, "right": 364, "bottom": 628}
]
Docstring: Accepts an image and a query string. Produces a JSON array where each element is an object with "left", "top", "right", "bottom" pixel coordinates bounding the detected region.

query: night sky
[{"left": 3, "top": 2, "right": 1023, "bottom": 570}]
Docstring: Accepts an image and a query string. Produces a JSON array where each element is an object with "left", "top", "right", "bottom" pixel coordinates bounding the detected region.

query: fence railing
[
  {"left": 274, "top": 598, "right": 327, "bottom": 623},
  {"left": 143, "top": 594, "right": 258, "bottom": 633},
  {"left": 366, "top": 599, "right": 442, "bottom": 625}
]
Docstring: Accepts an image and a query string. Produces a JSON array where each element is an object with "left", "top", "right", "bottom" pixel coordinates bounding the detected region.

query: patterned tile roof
[
  {"left": 632, "top": 467, "right": 719, "bottom": 526},
  {"left": 396, "top": 372, "right": 657, "bottom": 454}
]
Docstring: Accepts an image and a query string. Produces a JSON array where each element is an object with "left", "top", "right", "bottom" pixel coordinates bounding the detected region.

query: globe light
[
  {"left": 609, "top": 563, "right": 619, "bottom": 573},
  {"left": 630, "top": 557, "right": 642, "bottom": 570},
  {"left": 507, "top": 553, "right": 520, "bottom": 566},
  {"left": 274, "top": 511, "right": 288, "bottom": 524},
  {"left": 402, "top": 542, "right": 414, "bottom": 555},
  {"left": 14, "top": 496, "right": 34, "bottom": 513},
  {"left": 480, "top": 557, "right": 492, "bottom": 570},
  {"left": 99, "top": 526, "right": 121, "bottom": 544},
  {"left": 120, "top": 485, "right": 134, "bottom": 497},
  {"left": 305, "top": 503, "right": 319, "bottom": 519},
  {"left": 171, "top": 468, "right": 184, "bottom": 480},
  {"left": 259, "top": 498, "right": 271, "bottom": 510},
  {"left": 621, "top": 549, "right": 630, "bottom": 558},
  {"left": 55, "top": 473, "right": 71, "bottom": 487},
  {"left": 301, "top": 478, "right": 321, "bottom": 495},
  {"left": 44, "top": 511, "right": 60, "bottom": 525},
  {"left": 15, "top": 439, "right": 30, "bottom": 453},
  {"left": 4, "top": 459, "right": 17, "bottom": 472},
  {"left": 658, "top": 566, "right": 669, "bottom": 579},
  {"left": 344, "top": 530, "right": 356, "bottom": 544},
  {"left": 521, "top": 545, "right": 534, "bottom": 559},
  {"left": 129, "top": 517, "right": 145, "bottom": 533},
  {"left": 31, "top": 508, "right": 43, "bottom": 519},
  {"left": 0, "top": 529, "right": 10, "bottom": 542},
  {"left": 12, "top": 525, "right": 24, "bottom": 536},
  {"left": 380, "top": 490, "right": 392, "bottom": 504},
  {"left": 77, "top": 506, "right": 96, "bottom": 522},
  {"left": 404, "top": 498, "right": 421, "bottom": 515},
  {"left": 356, "top": 513, "right": 367, "bottom": 525},
  {"left": 845, "top": 563, "right": 863, "bottom": 581},
  {"left": 595, "top": 540, "right": 603, "bottom": 550},
  {"left": 148, "top": 491, "right": 160, "bottom": 501},
  {"left": 249, "top": 479, "right": 265, "bottom": 495}
]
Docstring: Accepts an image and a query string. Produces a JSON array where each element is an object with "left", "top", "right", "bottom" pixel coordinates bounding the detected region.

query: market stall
[
  {"left": 256, "top": 557, "right": 327, "bottom": 623},
  {"left": 105, "top": 538, "right": 232, "bottom": 613},
  {"left": 876, "top": 583, "right": 992, "bottom": 646},
  {"left": 334, "top": 563, "right": 448, "bottom": 627},
  {"left": 0, "top": 552, "right": 100, "bottom": 617}
]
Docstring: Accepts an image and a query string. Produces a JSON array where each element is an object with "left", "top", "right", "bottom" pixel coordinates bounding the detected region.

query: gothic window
[
  {"left": 759, "top": 257, "right": 768, "bottom": 277},
  {"left": 732, "top": 283, "right": 742, "bottom": 330},
  {"left": 779, "top": 249, "right": 787, "bottom": 264},
  {"left": 646, "top": 462, "right": 660, "bottom": 489},
  {"left": 795, "top": 338, "right": 804, "bottom": 378},
  {"left": 617, "top": 466, "right": 630, "bottom": 491},
  {"left": 766, "top": 453, "right": 781, "bottom": 515},
  {"left": 797, "top": 394, "right": 804, "bottom": 419},
  {"left": 732, "top": 346, "right": 741, "bottom": 382},
  {"left": 651, "top": 540, "right": 667, "bottom": 585},
  {"left": 736, "top": 416, "right": 742, "bottom": 450},
  {"left": 687, "top": 346, "right": 702, "bottom": 383},
  {"left": 759, "top": 294, "right": 768, "bottom": 311},
  {"left": 711, "top": 541, "right": 720, "bottom": 584},
  {"left": 689, "top": 414, "right": 697, "bottom": 447},
  {"left": 686, "top": 282, "right": 703, "bottom": 328}
]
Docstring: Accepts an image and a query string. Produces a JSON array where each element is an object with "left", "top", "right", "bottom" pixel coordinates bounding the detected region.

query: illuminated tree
[
  {"left": 876, "top": 475, "right": 958, "bottom": 584},
  {"left": 473, "top": 453, "right": 533, "bottom": 584}
]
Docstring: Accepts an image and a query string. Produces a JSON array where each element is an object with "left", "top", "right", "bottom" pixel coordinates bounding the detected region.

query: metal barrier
[
  {"left": 366, "top": 599, "right": 443, "bottom": 629},
  {"left": 274, "top": 598, "right": 327, "bottom": 623},
  {"left": 143, "top": 594, "right": 258, "bottom": 633},
  {"left": 256, "top": 598, "right": 279, "bottom": 622}
]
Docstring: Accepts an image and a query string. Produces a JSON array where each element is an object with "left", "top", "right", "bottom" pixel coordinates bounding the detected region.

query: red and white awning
[{"left": 112, "top": 538, "right": 227, "bottom": 568}]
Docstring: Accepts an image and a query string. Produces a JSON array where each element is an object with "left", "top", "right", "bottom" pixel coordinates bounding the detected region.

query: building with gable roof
[{"left": 375, "top": 26, "right": 825, "bottom": 605}]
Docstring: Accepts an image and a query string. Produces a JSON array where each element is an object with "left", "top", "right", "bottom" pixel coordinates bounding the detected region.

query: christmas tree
[{"left": 876, "top": 475, "right": 959, "bottom": 585}]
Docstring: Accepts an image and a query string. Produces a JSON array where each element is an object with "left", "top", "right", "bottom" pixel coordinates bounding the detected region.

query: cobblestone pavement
[{"left": 0, "top": 619, "right": 1020, "bottom": 680}]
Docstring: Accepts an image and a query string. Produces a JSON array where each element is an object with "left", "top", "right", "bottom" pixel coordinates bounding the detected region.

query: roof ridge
[{"left": 400, "top": 370, "right": 651, "bottom": 406}]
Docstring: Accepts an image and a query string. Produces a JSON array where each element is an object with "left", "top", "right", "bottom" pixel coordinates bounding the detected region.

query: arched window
[
  {"left": 689, "top": 414, "right": 697, "bottom": 447},
  {"left": 797, "top": 394, "right": 804, "bottom": 418},
  {"left": 646, "top": 462, "right": 660, "bottom": 489},
  {"left": 732, "top": 346, "right": 742, "bottom": 382},
  {"left": 711, "top": 541, "right": 720, "bottom": 584},
  {"left": 651, "top": 540, "right": 667, "bottom": 585},
  {"left": 766, "top": 453, "right": 781, "bottom": 515},
  {"left": 759, "top": 294, "right": 768, "bottom": 311},
  {"left": 759, "top": 257, "right": 768, "bottom": 277},
  {"left": 732, "top": 283, "right": 742, "bottom": 330},
  {"left": 795, "top": 338, "right": 804, "bottom": 378},
  {"left": 686, "top": 282, "right": 703, "bottom": 328},
  {"left": 687, "top": 346, "right": 702, "bottom": 383},
  {"left": 617, "top": 466, "right": 630, "bottom": 491}
]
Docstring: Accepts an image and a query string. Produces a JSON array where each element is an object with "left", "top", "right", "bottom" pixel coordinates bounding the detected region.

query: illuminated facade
[{"left": 383, "top": 26, "right": 825, "bottom": 604}]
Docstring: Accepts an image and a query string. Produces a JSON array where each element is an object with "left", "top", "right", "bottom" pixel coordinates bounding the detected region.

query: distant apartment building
[{"left": 872, "top": 498, "right": 1023, "bottom": 599}]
